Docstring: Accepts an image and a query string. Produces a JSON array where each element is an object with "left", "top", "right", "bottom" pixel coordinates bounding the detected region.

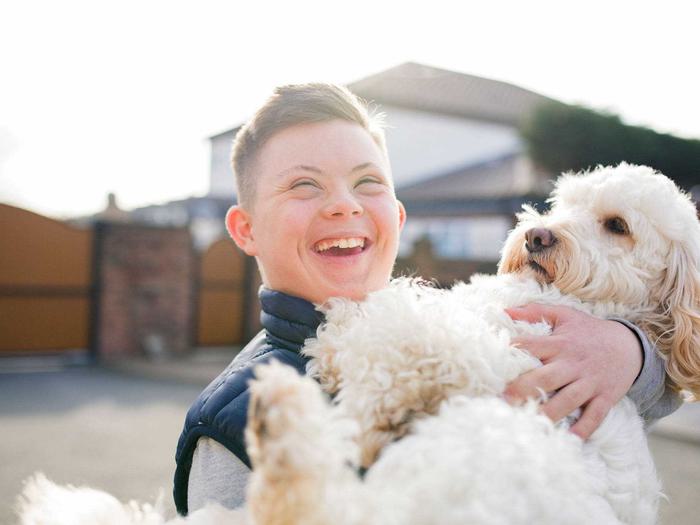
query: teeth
[{"left": 315, "top": 237, "right": 365, "bottom": 252}]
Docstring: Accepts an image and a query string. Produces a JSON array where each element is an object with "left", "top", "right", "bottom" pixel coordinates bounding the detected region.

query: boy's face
[{"left": 226, "top": 119, "right": 406, "bottom": 304}]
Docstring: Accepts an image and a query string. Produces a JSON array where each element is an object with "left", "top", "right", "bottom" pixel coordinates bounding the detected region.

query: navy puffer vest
[{"left": 173, "top": 288, "right": 323, "bottom": 515}]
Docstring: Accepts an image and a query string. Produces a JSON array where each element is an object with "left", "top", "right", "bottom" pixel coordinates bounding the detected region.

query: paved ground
[
  {"left": 0, "top": 366, "right": 201, "bottom": 523},
  {"left": 1, "top": 357, "right": 699, "bottom": 524}
]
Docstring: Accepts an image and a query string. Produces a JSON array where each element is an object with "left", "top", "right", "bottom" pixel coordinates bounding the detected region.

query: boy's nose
[{"left": 324, "top": 192, "right": 363, "bottom": 218}]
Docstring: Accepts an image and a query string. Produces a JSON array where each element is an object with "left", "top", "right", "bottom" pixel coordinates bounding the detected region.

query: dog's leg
[{"left": 246, "top": 361, "right": 375, "bottom": 525}]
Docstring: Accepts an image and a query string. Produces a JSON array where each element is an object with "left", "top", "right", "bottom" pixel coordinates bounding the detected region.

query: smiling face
[
  {"left": 498, "top": 164, "right": 700, "bottom": 309},
  {"left": 226, "top": 119, "right": 406, "bottom": 305}
]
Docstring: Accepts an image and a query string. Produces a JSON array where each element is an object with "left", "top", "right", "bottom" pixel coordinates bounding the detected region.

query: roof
[
  {"left": 399, "top": 195, "right": 546, "bottom": 218},
  {"left": 396, "top": 154, "right": 550, "bottom": 201},
  {"left": 209, "top": 126, "right": 241, "bottom": 141},
  {"left": 131, "top": 194, "right": 234, "bottom": 213},
  {"left": 209, "top": 62, "right": 556, "bottom": 139},
  {"left": 348, "top": 62, "right": 555, "bottom": 126}
]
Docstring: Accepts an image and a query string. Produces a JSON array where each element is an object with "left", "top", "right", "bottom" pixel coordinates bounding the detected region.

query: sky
[{"left": 1, "top": 0, "right": 698, "bottom": 219}]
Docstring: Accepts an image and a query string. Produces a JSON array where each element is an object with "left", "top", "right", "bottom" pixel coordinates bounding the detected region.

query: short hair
[{"left": 231, "top": 83, "right": 387, "bottom": 209}]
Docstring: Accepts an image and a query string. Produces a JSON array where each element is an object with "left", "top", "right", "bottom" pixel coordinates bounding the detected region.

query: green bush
[{"left": 520, "top": 102, "right": 700, "bottom": 190}]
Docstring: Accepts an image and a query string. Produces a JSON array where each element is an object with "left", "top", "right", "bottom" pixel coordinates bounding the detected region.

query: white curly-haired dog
[{"left": 17, "top": 164, "right": 700, "bottom": 525}]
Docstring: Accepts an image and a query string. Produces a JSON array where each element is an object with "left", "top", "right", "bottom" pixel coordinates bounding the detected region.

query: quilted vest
[{"left": 173, "top": 288, "right": 323, "bottom": 515}]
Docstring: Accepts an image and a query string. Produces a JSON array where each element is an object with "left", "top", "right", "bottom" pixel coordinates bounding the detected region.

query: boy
[{"left": 174, "top": 83, "right": 679, "bottom": 515}]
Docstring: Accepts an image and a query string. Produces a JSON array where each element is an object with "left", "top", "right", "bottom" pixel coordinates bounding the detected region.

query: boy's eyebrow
[
  {"left": 276, "top": 162, "right": 381, "bottom": 177},
  {"left": 276, "top": 165, "right": 323, "bottom": 177},
  {"left": 350, "top": 162, "right": 380, "bottom": 173}
]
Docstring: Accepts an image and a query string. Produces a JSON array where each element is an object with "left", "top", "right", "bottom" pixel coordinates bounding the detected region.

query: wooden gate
[
  {"left": 0, "top": 204, "right": 93, "bottom": 353},
  {"left": 197, "top": 238, "right": 248, "bottom": 346}
]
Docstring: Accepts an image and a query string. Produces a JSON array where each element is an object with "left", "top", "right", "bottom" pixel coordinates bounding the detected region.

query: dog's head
[{"left": 499, "top": 163, "right": 700, "bottom": 398}]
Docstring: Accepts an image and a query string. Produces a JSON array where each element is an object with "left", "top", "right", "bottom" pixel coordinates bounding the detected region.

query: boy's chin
[
  {"left": 315, "top": 287, "right": 366, "bottom": 305},
  {"left": 275, "top": 270, "right": 389, "bottom": 305},
  {"left": 313, "top": 280, "right": 383, "bottom": 305}
]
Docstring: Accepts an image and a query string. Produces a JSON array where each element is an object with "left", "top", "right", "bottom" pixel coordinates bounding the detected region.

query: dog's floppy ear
[
  {"left": 498, "top": 229, "right": 527, "bottom": 275},
  {"left": 644, "top": 239, "right": 700, "bottom": 400}
]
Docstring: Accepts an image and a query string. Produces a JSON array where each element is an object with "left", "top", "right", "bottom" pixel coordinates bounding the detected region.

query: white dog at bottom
[{"left": 17, "top": 164, "right": 700, "bottom": 525}]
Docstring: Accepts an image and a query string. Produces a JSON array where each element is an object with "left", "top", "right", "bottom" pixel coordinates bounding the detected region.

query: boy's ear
[
  {"left": 225, "top": 206, "right": 258, "bottom": 256},
  {"left": 397, "top": 200, "right": 407, "bottom": 231}
]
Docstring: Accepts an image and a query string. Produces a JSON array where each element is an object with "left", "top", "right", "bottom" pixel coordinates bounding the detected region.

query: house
[
  {"left": 72, "top": 192, "right": 233, "bottom": 250},
  {"left": 42, "top": 63, "right": 564, "bottom": 352},
  {"left": 208, "top": 62, "right": 556, "bottom": 262},
  {"left": 129, "top": 195, "right": 232, "bottom": 249}
]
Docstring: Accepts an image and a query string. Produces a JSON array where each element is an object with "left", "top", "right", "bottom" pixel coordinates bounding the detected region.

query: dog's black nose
[{"left": 525, "top": 228, "right": 556, "bottom": 253}]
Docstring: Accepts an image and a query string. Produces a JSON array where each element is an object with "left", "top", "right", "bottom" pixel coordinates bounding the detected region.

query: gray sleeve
[
  {"left": 610, "top": 318, "right": 683, "bottom": 425},
  {"left": 187, "top": 437, "right": 251, "bottom": 512}
]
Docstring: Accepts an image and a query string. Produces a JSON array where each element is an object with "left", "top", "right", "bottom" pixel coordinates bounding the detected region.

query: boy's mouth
[{"left": 313, "top": 237, "right": 368, "bottom": 256}]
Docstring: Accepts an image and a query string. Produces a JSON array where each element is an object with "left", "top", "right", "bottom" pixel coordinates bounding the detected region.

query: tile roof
[
  {"left": 396, "top": 154, "right": 552, "bottom": 201},
  {"left": 349, "top": 62, "right": 555, "bottom": 126},
  {"left": 210, "top": 62, "right": 556, "bottom": 139}
]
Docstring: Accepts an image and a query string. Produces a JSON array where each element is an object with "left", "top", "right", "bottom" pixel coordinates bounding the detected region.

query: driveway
[{"left": 1, "top": 364, "right": 698, "bottom": 524}]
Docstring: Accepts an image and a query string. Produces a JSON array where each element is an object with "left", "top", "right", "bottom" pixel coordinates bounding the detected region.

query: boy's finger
[
  {"left": 570, "top": 397, "right": 611, "bottom": 440},
  {"left": 540, "top": 381, "right": 592, "bottom": 423},
  {"left": 504, "top": 362, "right": 573, "bottom": 401},
  {"left": 505, "top": 304, "right": 568, "bottom": 327},
  {"left": 510, "top": 335, "right": 559, "bottom": 361}
]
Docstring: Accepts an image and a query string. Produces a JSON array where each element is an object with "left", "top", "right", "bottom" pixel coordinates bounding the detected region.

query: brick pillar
[{"left": 92, "top": 222, "right": 195, "bottom": 360}]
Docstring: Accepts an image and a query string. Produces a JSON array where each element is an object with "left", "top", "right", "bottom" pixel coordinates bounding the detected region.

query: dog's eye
[{"left": 603, "top": 217, "right": 630, "bottom": 235}]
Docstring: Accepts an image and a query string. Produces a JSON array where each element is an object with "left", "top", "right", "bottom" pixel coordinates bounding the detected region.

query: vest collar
[{"left": 259, "top": 288, "right": 324, "bottom": 352}]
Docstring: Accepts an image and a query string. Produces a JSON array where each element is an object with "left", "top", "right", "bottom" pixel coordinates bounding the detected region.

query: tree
[{"left": 520, "top": 102, "right": 700, "bottom": 191}]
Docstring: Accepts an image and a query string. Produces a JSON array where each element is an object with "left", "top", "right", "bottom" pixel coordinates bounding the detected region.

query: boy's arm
[
  {"left": 188, "top": 437, "right": 250, "bottom": 512},
  {"left": 611, "top": 318, "right": 684, "bottom": 424}
]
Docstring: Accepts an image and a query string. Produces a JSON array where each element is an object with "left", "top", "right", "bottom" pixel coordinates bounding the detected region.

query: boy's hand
[{"left": 503, "top": 304, "right": 643, "bottom": 440}]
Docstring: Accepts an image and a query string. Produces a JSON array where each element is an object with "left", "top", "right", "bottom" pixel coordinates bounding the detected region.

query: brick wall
[{"left": 93, "top": 222, "right": 195, "bottom": 359}]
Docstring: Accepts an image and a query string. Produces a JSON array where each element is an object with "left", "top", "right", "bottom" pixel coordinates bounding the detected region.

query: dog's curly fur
[
  {"left": 17, "top": 164, "right": 700, "bottom": 525},
  {"left": 499, "top": 163, "right": 700, "bottom": 399}
]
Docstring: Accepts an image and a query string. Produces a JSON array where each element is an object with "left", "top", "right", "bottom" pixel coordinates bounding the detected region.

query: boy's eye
[
  {"left": 290, "top": 179, "right": 319, "bottom": 190},
  {"left": 355, "top": 177, "right": 383, "bottom": 188}
]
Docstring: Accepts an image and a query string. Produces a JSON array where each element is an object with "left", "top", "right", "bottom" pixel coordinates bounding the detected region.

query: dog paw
[{"left": 246, "top": 360, "right": 328, "bottom": 469}]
